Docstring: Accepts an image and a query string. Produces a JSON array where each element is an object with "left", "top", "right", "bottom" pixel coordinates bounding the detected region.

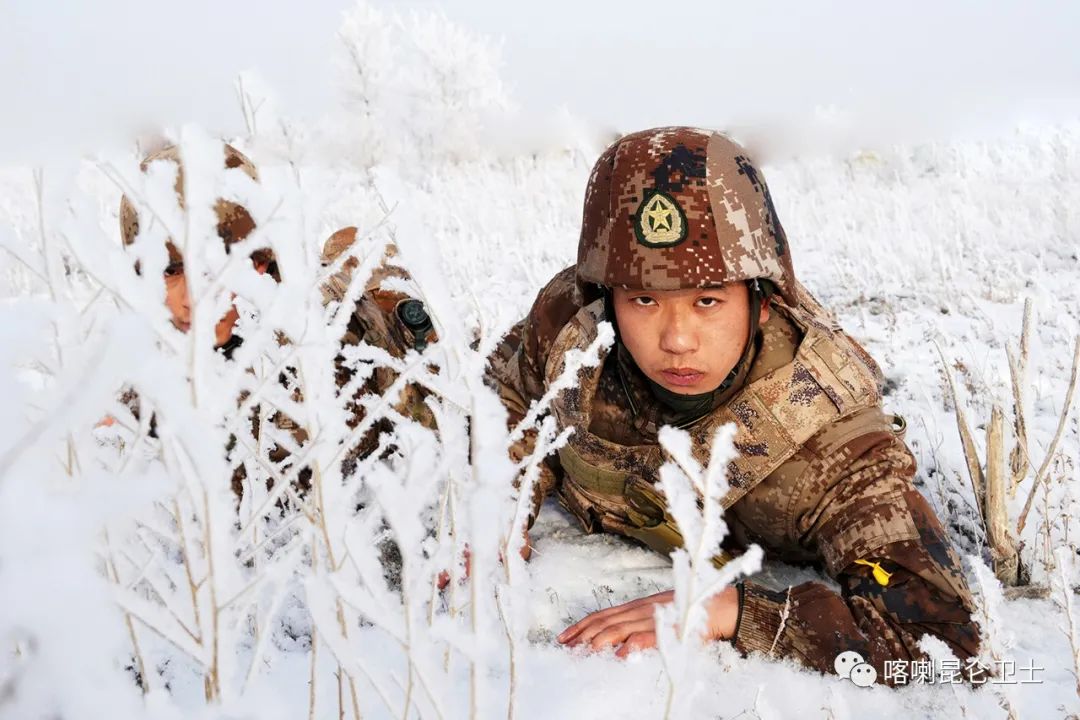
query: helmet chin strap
[{"left": 605, "top": 281, "right": 766, "bottom": 427}]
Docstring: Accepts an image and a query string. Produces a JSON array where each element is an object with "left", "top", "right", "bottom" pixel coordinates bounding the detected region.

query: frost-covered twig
[
  {"left": 104, "top": 531, "right": 149, "bottom": 695},
  {"left": 506, "top": 323, "right": 615, "bottom": 447},
  {"left": 1006, "top": 298, "right": 1033, "bottom": 496},
  {"left": 936, "top": 341, "right": 987, "bottom": 526},
  {"left": 655, "top": 423, "right": 763, "bottom": 720},
  {"left": 985, "top": 405, "right": 1019, "bottom": 584},
  {"left": 1053, "top": 546, "right": 1080, "bottom": 700},
  {"left": 1018, "top": 336, "right": 1080, "bottom": 535},
  {"left": 766, "top": 589, "right": 791, "bottom": 658}
]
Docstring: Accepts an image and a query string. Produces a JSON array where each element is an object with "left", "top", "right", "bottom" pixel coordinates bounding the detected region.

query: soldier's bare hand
[{"left": 556, "top": 587, "right": 739, "bottom": 657}]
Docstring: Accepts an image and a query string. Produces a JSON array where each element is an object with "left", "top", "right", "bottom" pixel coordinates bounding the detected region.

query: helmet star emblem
[
  {"left": 645, "top": 197, "right": 674, "bottom": 232},
  {"left": 635, "top": 191, "right": 687, "bottom": 247}
]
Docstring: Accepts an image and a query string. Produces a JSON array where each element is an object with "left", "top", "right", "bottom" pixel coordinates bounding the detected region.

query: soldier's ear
[{"left": 759, "top": 295, "right": 771, "bottom": 325}]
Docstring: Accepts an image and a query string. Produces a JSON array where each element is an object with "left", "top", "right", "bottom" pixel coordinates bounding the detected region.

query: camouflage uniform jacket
[
  {"left": 321, "top": 233, "right": 438, "bottom": 474},
  {"left": 487, "top": 266, "right": 980, "bottom": 684}
]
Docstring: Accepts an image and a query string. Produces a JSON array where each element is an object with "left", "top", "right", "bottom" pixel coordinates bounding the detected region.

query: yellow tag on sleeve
[{"left": 854, "top": 558, "right": 893, "bottom": 587}]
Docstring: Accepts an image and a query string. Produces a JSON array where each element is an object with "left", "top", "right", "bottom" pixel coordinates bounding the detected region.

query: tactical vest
[{"left": 546, "top": 290, "right": 884, "bottom": 561}]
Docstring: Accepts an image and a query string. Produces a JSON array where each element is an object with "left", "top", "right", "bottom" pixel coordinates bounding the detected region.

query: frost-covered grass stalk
[{"left": 654, "top": 424, "right": 763, "bottom": 719}]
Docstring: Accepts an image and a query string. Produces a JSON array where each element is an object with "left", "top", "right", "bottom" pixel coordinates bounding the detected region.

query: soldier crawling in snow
[
  {"left": 347, "top": 127, "right": 979, "bottom": 684},
  {"left": 484, "top": 127, "right": 981, "bottom": 683}
]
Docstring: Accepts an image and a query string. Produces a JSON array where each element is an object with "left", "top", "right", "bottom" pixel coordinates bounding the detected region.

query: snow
[{"left": 1, "top": 2, "right": 1079, "bottom": 719}]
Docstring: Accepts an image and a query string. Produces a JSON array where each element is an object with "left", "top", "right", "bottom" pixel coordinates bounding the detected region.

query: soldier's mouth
[{"left": 661, "top": 368, "right": 705, "bottom": 386}]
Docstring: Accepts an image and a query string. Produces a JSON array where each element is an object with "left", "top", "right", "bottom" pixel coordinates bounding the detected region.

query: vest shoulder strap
[{"left": 716, "top": 324, "right": 881, "bottom": 508}]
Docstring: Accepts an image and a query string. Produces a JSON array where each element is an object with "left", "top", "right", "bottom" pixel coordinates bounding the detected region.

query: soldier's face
[
  {"left": 612, "top": 283, "right": 769, "bottom": 395},
  {"left": 163, "top": 257, "right": 271, "bottom": 347}
]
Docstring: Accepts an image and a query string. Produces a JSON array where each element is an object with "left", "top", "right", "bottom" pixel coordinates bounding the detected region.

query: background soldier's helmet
[
  {"left": 119, "top": 143, "right": 259, "bottom": 267},
  {"left": 576, "top": 127, "right": 798, "bottom": 306},
  {"left": 319, "top": 226, "right": 406, "bottom": 306}
]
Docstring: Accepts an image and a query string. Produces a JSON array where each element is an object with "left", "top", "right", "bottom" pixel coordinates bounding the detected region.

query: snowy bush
[{"left": 0, "top": 6, "right": 601, "bottom": 718}]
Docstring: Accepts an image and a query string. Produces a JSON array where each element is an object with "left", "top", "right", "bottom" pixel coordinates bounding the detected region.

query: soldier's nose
[{"left": 658, "top": 318, "right": 696, "bottom": 354}]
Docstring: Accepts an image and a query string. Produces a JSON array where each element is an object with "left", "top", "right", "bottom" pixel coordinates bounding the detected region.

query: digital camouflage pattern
[
  {"left": 576, "top": 127, "right": 797, "bottom": 305},
  {"left": 320, "top": 227, "right": 437, "bottom": 460},
  {"left": 484, "top": 265, "right": 980, "bottom": 685},
  {"left": 112, "top": 144, "right": 262, "bottom": 435},
  {"left": 231, "top": 222, "right": 441, "bottom": 498},
  {"left": 218, "top": 127, "right": 979, "bottom": 684},
  {"left": 120, "top": 143, "right": 260, "bottom": 266},
  {"left": 547, "top": 282, "right": 884, "bottom": 513},
  {"left": 242, "top": 227, "right": 438, "bottom": 491},
  {"left": 112, "top": 142, "right": 435, "bottom": 495},
  {"left": 480, "top": 126, "right": 980, "bottom": 684}
]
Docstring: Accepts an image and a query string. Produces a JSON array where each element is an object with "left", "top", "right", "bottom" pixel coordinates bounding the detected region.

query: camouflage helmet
[
  {"left": 119, "top": 143, "right": 259, "bottom": 265},
  {"left": 576, "top": 127, "right": 797, "bottom": 306},
  {"left": 319, "top": 226, "right": 406, "bottom": 305}
]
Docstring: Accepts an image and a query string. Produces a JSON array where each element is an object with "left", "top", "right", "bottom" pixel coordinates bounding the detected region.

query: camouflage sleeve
[
  {"left": 484, "top": 266, "right": 582, "bottom": 521},
  {"left": 301, "top": 230, "right": 438, "bottom": 487},
  {"left": 731, "top": 427, "right": 981, "bottom": 685}
]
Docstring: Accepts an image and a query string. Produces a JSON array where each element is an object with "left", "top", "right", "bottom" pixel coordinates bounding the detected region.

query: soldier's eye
[
  {"left": 697, "top": 297, "right": 722, "bottom": 308},
  {"left": 631, "top": 296, "right": 656, "bottom": 306},
  {"left": 164, "top": 262, "right": 185, "bottom": 278}
]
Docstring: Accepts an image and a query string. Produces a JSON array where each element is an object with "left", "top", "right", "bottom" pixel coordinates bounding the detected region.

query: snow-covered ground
[
  {"left": 1, "top": 4, "right": 1079, "bottom": 719},
  {"left": 425, "top": 125, "right": 1080, "bottom": 719}
]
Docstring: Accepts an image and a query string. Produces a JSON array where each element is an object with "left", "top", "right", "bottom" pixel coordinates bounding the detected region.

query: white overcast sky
[{"left": 2, "top": 0, "right": 1078, "bottom": 163}]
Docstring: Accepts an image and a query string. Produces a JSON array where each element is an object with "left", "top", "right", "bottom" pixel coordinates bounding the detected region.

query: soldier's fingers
[
  {"left": 558, "top": 613, "right": 605, "bottom": 645},
  {"left": 564, "top": 605, "right": 655, "bottom": 647},
  {"left": 559, "top": 592, "right": 672, "bottom": 645},
  {"left": 560, "top": 590, "right": 670, "bottom": 640},
  {"left": 589, "top": 619, "right": 655, "bottom": 652},
  {"left": 561, "top": 604, "right": 635, "bottom": 643},
  {"left": 615, "top": 631, "right": 657, "bottom": 658},
  {"left": 559, "top": 605, "right": 621, "bottom": 643},
  {"left": 560, "top": 609, "right": 628, "bottom": 646}
]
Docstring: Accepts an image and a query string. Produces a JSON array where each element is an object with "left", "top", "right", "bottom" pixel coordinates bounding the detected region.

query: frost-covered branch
[{"left": 654, "top": 423, "right": 763, "bottom": 719}]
